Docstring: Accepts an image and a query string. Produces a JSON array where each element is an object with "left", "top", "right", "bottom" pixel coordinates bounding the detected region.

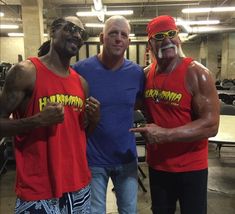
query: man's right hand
[{"left": 39, "top": 101, "right": 64, "bottom": 126}]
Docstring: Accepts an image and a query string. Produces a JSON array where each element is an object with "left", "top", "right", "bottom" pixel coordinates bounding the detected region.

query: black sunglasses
[
  {"left": 61, "top": 21, "right": 89, "bottom": 41},
  {"left": 152, "top": 30, "right": 178, "bottom": 41}
]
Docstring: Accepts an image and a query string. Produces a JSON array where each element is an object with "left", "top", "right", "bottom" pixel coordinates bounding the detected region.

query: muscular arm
[
  {"left": 130, "top": 61, "right": 220, "bottom": 144},
  {"left": 0, "top": 61, "right": 37, "bottom": 137},
  {"left": 0, "top": 60, "right": 64, "bottom": 138},
  {"left": 166, "top": 61, "right": 220, "bottom": 142}
]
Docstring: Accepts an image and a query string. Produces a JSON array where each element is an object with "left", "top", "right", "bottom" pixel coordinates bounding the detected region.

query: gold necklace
[{"left": 152, "top": 59, "right": 178, "bottom": 103}]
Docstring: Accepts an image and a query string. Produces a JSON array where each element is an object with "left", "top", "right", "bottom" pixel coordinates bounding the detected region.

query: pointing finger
[{"left": 129, "top": 127, "right": 147, "bottom": 133}]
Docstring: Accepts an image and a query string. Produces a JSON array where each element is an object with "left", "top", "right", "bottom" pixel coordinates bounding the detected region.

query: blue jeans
[{"left": 89, "top": 160, "right": 138, "bottom": 214}]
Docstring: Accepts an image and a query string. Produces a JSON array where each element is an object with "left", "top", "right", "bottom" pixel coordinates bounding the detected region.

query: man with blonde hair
[
  {"left": 131, "top": 15, "right": 220, "bottom": 214},
  {"left": 73, "top": 15, "right": 145, "bottom": 214}
]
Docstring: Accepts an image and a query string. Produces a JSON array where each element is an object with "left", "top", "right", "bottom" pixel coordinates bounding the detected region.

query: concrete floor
[{"left": 0, "top": 144, "right": 235, "bottom": 214}]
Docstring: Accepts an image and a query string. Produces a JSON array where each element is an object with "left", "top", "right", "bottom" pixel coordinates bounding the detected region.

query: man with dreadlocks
[{"left": 0, "top": 16, "right": 100, "bottom": 213}]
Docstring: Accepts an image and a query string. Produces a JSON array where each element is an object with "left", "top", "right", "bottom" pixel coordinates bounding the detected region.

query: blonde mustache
[{"left": 158, "top": 44, "right": 178, "bottom": 58}]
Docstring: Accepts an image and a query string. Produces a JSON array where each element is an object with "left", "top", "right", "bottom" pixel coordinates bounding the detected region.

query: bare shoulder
[
  {"left": 187, "top": 61, "right": 215, "bottom": 82},
  {"left": 7, "top": 60, "right": 36, "bottom": 79},
  {"left": 5, "top": 60, "right": 36, "bottom": 90},
  {"left": 188, "top": 61, "right": 211, "bottom": 75},
  {"left": 186, "top": 61, "right": 215, "bottom": 95},
  {"left": 0, "top": 60, "right": 36, "bottom": 117}
]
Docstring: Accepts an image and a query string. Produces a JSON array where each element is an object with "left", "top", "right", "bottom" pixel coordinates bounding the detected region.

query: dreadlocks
[
  {"left": 37, "top": 17, "right": 67, "bottom": 57},
  {"left": 38, "top": 40, "right": 50, "bottom": 57}
]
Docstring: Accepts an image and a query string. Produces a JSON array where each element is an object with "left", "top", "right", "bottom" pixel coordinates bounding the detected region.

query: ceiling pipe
[
  {"left": 128, "top": 19, "right": 151, "bottom": 24},
  {"left": 108, "top": 2, "right": 199, "bottom": 8},
  {"left": 52, "top": 2, "right": 200, "bottom": 10},
  {"left": 129, "top": 18, "right": 235, "bottom": 34},
  {"left": 190, "top": 26, "right": 235, "bottom": 34}
]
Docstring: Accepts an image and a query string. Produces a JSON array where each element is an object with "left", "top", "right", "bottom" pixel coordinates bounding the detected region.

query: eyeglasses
[
  {"left": 152, "top": 30, "right": 178, "bottom": 41},
  {"left": 62, "top": 22, "right": 89, "bottom": 41}
]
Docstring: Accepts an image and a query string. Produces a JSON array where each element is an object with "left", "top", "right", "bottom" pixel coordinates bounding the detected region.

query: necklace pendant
[{"left": 155, "top": 97, "right": 160, "bottom": 103}]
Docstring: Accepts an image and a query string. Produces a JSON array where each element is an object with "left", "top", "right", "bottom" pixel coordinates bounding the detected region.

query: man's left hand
[{"left": 85, "top": 96, "right": 100, "bottom": 133}]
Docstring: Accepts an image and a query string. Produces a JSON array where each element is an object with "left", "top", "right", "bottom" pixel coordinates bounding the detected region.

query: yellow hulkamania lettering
[
  {"left": 145, "top": 89, "right": 159, "bottom": 98},
  {"left": 162, "top": 91, "right": 175, "bottom": 101},
  {"left": 69, "top": 96, "right": 75, "bottom": 105},
  {"left": 64, "top": 95, "right": 70, "bottom": 105},
  {"left": 61, "top": 95, "right": 65, "bottom": 103},
  {"left": 72, "top": 96, "right": 76, "bottom": 105},
  {"left": 77, "top": 97, "right": 83, "bottom": 108},
  {"left": 56, "top": 94, "right": 63, "bottom": 103},
  {"left": 144, "top": 88, "right": 183, "bottom": 104},
  {"left": 175, "top": 94, "right": 182, "bottom": 102},
  {"left": 62, "top": 95, "right": 84, "bottom": 107},
  {"left": 162, "top": 91, "right": 182, "bottom": 103},
  {"left": 49, "top": 95, "right": 56, "bottom": 103},
  {"left": 39, "top": 97, "right": 48, "bottom": 111},
  {"left": 38, "top": 94, "right": 84, "bottom": 111}
]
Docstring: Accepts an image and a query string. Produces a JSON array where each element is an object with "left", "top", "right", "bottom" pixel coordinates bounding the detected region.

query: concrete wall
[
  {"left": 0, "top": 37, "right": 207, "bottom": 66},
  {"left": 207, "top": 34, "right": 222, "bottom": 79},
  {"left": 221, "top": 33, "right": 235, "bottom": 79},
  {"left": 0, "top": 37, "right": 25, "bottom": 64},
  {"left": 182, "top": 42, "right": 200, "bottom": 61},
  {"left": 0, "top": 34, "right": 234, "bottom": 80},
  {"left": 228, "top": 33, "right": 235, "bottom": 79}
]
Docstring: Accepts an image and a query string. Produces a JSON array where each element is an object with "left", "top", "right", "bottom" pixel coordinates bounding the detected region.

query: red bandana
[{"left": 146, "top": 15, "right": 177, "bottom": 39}]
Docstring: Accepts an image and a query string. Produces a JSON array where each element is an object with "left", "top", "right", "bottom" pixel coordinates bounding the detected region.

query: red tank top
[
  {"left": 13, "top": 57, "right": 91, "bottom": 200},
  {"left": 144, "top": 58, "right": 208, "bottom": 172}
]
